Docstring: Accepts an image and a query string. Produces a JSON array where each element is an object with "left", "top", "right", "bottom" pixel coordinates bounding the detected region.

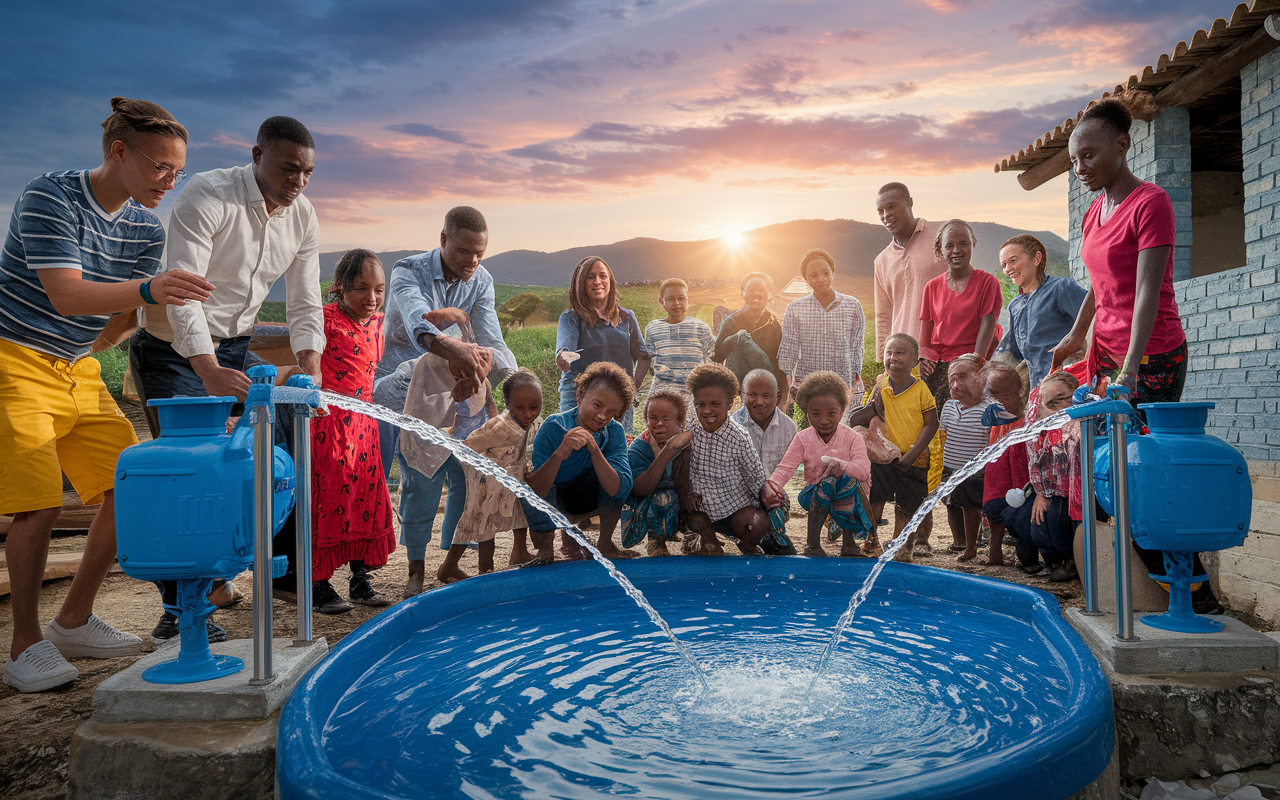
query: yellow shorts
[{"left": 0, "top": 338, "right": 138, "bottom": 515}]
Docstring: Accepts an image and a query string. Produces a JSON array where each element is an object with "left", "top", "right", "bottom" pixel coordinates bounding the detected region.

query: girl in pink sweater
[{"left": 762, "top": 371, "right": 872, "bottom": 557}]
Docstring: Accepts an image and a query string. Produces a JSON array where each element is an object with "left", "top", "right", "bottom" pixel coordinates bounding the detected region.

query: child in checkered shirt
[{"left": 682, "top": 363, "right": 772, "bottom": 555}]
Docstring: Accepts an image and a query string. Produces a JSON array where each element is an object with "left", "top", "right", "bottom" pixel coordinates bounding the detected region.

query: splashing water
[
  {"left": 805, "top": 407, "right": 1077, "bottom": 692},
  {"left": 272, "top": 386, "right": 710, "bottom": 691}
]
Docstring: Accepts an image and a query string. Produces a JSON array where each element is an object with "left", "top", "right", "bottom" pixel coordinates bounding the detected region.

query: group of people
[{"left": 2, "top": 90, "right": 1205, "bottom": 695}]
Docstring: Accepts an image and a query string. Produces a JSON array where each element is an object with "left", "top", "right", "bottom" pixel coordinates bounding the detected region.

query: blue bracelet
[{"left": 140, "top": 280, "right": 157, "bottom": 305}]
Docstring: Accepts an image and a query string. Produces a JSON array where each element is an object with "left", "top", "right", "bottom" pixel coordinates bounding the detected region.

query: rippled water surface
[{"left": 322, "top": 575, "right": 1071, "bottom": 799}]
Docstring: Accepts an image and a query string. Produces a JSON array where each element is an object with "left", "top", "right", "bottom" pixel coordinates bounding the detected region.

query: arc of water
[
  {"left": 805, "top": 408, "right": 1077, "bottom": 692},
  {"left": 272, "top": 387, "right": 710, "bottom": 691}
]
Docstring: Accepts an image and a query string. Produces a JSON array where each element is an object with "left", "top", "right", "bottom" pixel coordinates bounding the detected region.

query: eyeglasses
[{"left": 128, "top": 143, "right": 186, "bottom": 185}]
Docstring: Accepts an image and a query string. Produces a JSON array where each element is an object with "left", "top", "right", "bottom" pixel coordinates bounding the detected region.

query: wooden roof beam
[
  {"left": 1156, "top": 20, "right": 1280, "bottom": 107},
  {"left": 1017, "top": 147, "right": 1071, "bottom": 191}
]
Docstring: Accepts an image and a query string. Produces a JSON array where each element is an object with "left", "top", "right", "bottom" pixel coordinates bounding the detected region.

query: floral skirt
[
  {"left": 798, "top": 475, "right": 874, "bottom": 541},
  {"left": 621, "top": 488, "right": 680, "bottom": 547}
]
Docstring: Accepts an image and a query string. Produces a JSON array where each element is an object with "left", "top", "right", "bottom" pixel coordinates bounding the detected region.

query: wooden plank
[
  {"left": 0, "top": 552, "right": 82, "bottom": 598},
  {"left": 0, "top": 492, "right": 99, "bottom": 537},
  {"left": 1156, "top": 23, "right": 1280, "bottom": 107}
]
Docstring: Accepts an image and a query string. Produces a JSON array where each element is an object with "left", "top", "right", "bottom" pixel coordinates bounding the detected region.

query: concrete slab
[
  {"left": 1067, "top": 609, "right": 1280, "bottom": 674},
  {"left": 93, "top": 637, "right": 327, "bottom": 723},
  {"left": 68, "top": 713, "right": 277, "bottom": 800},
  {"left": 1102, "top": 664, "right": 1280, "bottom": 781}
]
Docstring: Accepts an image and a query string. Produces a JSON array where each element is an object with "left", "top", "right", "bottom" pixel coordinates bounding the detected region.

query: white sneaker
[
  {"left": 44, "top": 614, "right": 142, "bottom": 659},
  {"left": 3, "top": 640, "right": 78, "bottom": 692}
]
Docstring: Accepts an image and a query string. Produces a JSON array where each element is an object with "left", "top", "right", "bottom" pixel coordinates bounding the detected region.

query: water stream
[
  {"left": 272, "top": 387, "right": 711, "bottom": 691},
  {"left": 805, "top": 407, "right": 1076, "bottom": 691}
]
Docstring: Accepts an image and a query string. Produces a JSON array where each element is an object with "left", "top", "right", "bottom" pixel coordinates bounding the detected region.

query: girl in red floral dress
[{"left": 310, "top": 249, "right": 395, "bottom": 613}]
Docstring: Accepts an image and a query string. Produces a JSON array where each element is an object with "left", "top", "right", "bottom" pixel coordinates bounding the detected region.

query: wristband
[{"left": 140, "top": 280, "right": 158, "bottom": 305}]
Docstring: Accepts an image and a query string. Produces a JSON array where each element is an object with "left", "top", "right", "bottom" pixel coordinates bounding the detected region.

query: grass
[{"left": 91, "top": 345, "right": 130, "bottom": 396}]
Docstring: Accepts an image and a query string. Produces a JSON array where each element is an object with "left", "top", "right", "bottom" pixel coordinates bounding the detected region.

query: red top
[
  {"left": 919, "top": 268, "right": 1003, "bottom": 361},
  {"left": 310, "top": 303, "right": 394, "bottom": 580},
  {"left": 1080, "top": 181, "right": 1185, "bottom": 370}
]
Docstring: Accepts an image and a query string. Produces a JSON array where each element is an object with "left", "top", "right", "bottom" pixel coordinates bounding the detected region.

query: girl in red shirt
[
  {"left": 1052, "top": 95, "right": 1187, "bottom": 403},
  {"left": 310, "top": 249, "right": 396, "bottom": 613},
  {"left": 919, "top": 219, "right": 1003, "bottom": 406}
]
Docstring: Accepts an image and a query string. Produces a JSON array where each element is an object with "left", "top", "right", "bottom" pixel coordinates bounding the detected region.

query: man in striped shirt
[{"left": 0, "top": 98, "right": 213, "bottom": 693}]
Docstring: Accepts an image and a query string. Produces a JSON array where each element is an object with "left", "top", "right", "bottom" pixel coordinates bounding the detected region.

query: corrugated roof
[{"left": 995, "top": 0, "right": 1280, "bottom": 182}]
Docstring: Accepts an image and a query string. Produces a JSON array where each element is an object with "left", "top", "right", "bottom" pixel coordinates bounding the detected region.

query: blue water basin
[{"left": 278, "top": 558, "right": 1113, "bottom": 799}]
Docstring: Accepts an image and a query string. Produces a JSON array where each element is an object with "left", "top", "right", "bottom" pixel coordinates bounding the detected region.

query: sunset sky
[{"left": 1, "top": 0, "right": 1240, "bottom": 256}]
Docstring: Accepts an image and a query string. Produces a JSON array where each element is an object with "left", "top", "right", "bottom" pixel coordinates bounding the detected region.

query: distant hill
[{"left": 273, "top": 219, "right": 1068, "bottom": 300}]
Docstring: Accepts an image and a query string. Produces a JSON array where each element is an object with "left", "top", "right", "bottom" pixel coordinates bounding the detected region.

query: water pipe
[
  {"left": 285, "top": 375, "right": 319, "bottom": 646},
  {"left": 247, "top": 366, "right": 278, "bottom": 685},
  {"left": 1065, "top": 388, "right": 1139, "bottom": 634},
  {"left": 1107, "top": 387, "right": 1137, "bottom": 642},
  {"left": 1078, "top": 397, "right": 1100, "bottom": 616}
]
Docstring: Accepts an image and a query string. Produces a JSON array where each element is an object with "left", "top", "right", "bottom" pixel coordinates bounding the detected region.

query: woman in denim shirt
[{"left": 555, "top": 256, "right": 650, "bottom": 432}]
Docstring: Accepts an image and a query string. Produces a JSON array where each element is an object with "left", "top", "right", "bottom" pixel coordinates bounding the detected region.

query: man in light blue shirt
[{"left": 373, "top": 206, "right": 506, "bottom": 595}]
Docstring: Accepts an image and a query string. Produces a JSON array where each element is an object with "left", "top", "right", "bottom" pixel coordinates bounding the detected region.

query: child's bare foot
[
  {"left": 861, "top": 535, "right": 882, "bottom": 557},
  {"left": 508, "top": 549, "right": 536, "bottom": 567},
  {"left": 698, "top": 533, "right": 725, "bottom": 556},
  {"left": 893, "top": 547, "right": 914, "bottom": 563},
  {"left": 737, "top": 541, "right": 763, "bottom": 555},
  {"left": 803, "top": 545, "right": 827, "bottom": 557},
  {"left": 983, "top": 553, "right": 1006, "bottom": 566},
  {"left": 839, "top": 543, "right": 861, "bottom": 557},
  {"left": 646, "top": 540, "right": 672, "bottom": 557},
  {"left": 956, "top": 551, "right": 977, "bottom": 563},
  {"left": 913, "top": 541, "right": 933, "bottom": 557},
  {"left": 436, "top": 563, "right": 470, "bottom": 584},
  {"left": 598, "top": 541, "right": 640, "bottom": 559},
  {"left": 560, "top": 533, "right": 590, "bottom": 561},
  {"left": 405, "top": 560, "right": 425, "bottom": 596}
]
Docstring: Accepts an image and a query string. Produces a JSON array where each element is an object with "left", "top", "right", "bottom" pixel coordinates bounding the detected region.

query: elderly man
[
  {"left": 374, "top": 206, "right": 506, "bottom": 595},
  {"left": 129, "top": 115, "right": 324, "bottom": 639},
  {"left": 872, "top": 182, "right": 946, "bottom": 556}
]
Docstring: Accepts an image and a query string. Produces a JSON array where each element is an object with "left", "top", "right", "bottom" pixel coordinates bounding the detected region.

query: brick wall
[
  {"left": 1243, "top": 48, "right": 1280, "bottom": 272},
  {"left": 1178, "top": 264, "right": 1280, "bottom": 462}
]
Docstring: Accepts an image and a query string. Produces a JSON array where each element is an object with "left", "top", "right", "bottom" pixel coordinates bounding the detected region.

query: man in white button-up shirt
[{"left": 128, "top": 116, "right": 325, "bottom": 644}]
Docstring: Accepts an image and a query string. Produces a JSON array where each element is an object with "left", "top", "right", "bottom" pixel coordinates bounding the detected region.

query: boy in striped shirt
[
  {"left": 643, "top": 279, "right": 714, "bottom": 399},
  {"left": 0, "top": 98, "right": 213, "bottom": 693},
  {"left": 939, "top": 355, "right": 992, "bottom": 563}
]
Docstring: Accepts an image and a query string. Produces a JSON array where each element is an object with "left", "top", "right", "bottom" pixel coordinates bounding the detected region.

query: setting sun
[{"left": 723, "top": 228, "right": 746, "bottom": 248}]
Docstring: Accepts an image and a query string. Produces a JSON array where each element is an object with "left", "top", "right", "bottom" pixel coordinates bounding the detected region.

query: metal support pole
[
  {"left": 292, "top": 404, "right": 314, "bottom": 646},
  {"left": 1110, "top": 409, "right": 1137, "bottom": 641},
  {"left": 1080, "top": 421, "right": 1101, "bottom": 615},
  {"left": 251, "top": 405, "right": 276, "bottom": 684}
]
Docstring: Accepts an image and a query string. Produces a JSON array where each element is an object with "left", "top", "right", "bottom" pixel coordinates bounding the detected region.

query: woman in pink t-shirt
[
  {"left": 918, "top": 219, "right": 1003, "bottom": 406},
  {"left": 1051, "top": 95, "right": 1187, "bottom": 403}
]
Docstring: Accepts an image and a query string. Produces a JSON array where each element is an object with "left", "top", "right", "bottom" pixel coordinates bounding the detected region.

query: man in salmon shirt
[{"left": 872, "top": 183, "right": 947, "bottom": 554}]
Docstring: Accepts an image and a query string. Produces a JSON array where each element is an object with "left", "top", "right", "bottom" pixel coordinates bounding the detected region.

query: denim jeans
[
  {"left": 396, "top": 451, "right": 466, "bottom": 559},
  {"left": 129, "top": 329, "right": 250, "bottom": 438},
  {"left": 519, "top": 468, "right": 624, "bottom": 533},
  {"left": 984, "top": 497, "right": 1039, "bottom": 567},
  {"left": 1029, "top": 495, "right": 1075, "bottom": 565}
]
